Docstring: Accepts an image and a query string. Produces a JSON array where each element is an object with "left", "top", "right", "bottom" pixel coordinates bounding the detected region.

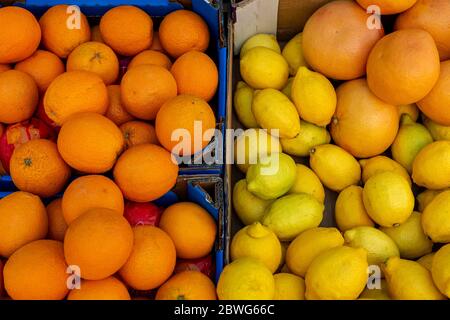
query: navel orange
[
  {"left": 120, "top": 121, "right": 158, "bottom": 149},
  {"left": 156, "top": 270, "right": 216, "bottom": 300}
]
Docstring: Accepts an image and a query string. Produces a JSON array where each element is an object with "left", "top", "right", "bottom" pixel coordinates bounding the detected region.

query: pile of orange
[{"left": 0, "top": 4, "right": 220, "bottom": 300}]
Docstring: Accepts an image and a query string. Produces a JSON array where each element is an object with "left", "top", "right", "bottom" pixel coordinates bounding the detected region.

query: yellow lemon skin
[
  {"left": 230, "top": 222, "right": 282, "bottom": 273},
  {"left": 282, "top": 33, "right": 308, "bottom": 76},
  {"left": 380, "top": 212, "right": 433, "bottom": 260},
  {"left": 233, "top": 179, "right": 274, "bottom": 226},
  {"left": 246, "top": 153, "right": 297, "bottom": 200},
  {"left": 422, "top": 190, "right": 450, "bottom": 243},
  {"left": 240, "top": 34, "right": 281, "bottom": 58},
  {"left": 305, "top": 246, "right": 368, "bottom": 300},
  {"left": 217, "top": 257, "right": 275, "bottom": 300},
  {"left": 288, "top": 164, "right": 325, "bottom": 203},
  {"left": 310, "top": 144, "right": 361, "bottom": 192},
  {"left": 273, "top": 273, "right": 305, "bottom": 300},
  {"left": 398, "top": 103, "right": 419, "bottom": 122},
  {"left": 234, "top": 128, "right": 282, "bottom": 173},
  {"left": 360, "top": 155, "right": 412, "bottom": 187},
  {"left": 291, "top": 67, "right": 337, "bottom": 126},
  {"left": 262, "top": 193, "right": 324, "bottom": 241},
  {"left": 234, "top": 81, "right": 258, "bottom": 128},
  {"left": 280, "top": 120, "right": 331, "bottom": 157},
  {"left": 335, "top": 185, "right": 374, "bottom": 232},
  {"left": 432, "top": 244, "right": 450, "bottom": 298},
  {"left": 412, "top": 141, "right": 450, "bottom": 190},
  {"left": 423, "top": 116, "right": 450, "bottom": 141},
  {"left": 384, "top": 257, "right": 446, "bottom": 300},
  {"left": 286, "top": 227, "right": 344, "bottom": 277},
  {"left": 359, "top": 279, "right": 391, "bottom": 300},
  {"left": 240, "top": 47, "right": 289, "bottom": 90},
  {"left": 416, "top": 189, "right": 444, "bottom": 212},
  {"left": 279, "top": 241, "right": 290, "bottom": 270},
  {"left": 252, "top": 88, "right": 300, "bottom": 138},
  {"left": 391, "top": 114, "right": 433, "bottom": 173},
  {"left": 417, "top": 253, "right": 435, "bottom": 272},
  {"left": 363, "top": 171, "right": 414, "bottom": 227},
  {"left": 281, "top": 77, "right": 294, "bottom": 99},
  {"left": 344, "top": 226, "right": 399, "bottom": 267}
]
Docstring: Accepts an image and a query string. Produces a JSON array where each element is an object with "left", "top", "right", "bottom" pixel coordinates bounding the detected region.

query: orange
[
  {"left": 367, "top": 29, "right": 440, "bottom": 105},
  {"left": 155, "top": 95, "right": 216, "bottom": 156},
  {"left": 356, "top": 0, "right": 418, "bottom": 14},
  {"left": 10, "top": 139, "right": 71, "bottom": 198},
  {"left": 156, "top": 270, "right": 216, "bottom": 300},
  {"left": 67, "top": 277, "right": 130, "bottom": 300},
  {"left": 395, "top": 0, "right": 450, "bottom": 60},
  {"left": 0, "top": 64, "right": 10, "bottom": 73},
  {"left": 113, "top": 144, "right": 178, "bottom": 202},
  {"left": 331, "top": 79, "right": 400, "bottom": 158},
  {"left": 119, "top": 226, "right": 176, "bottom": 290},
  {"left": 302, "top": 0, "right": 384, "bottom": 80},
  {"left": 159, "top": 202, "right": 216, "bottom": 259},
  {"left": 4, "top": 240, "right": 68, "bottom": 300},
  {"left": 128, "top": 50, "right": 172, "bottom": 70},
  {"left": 91, "top": 25, "right": 104, "bottom": 43},
  {"left": 0, "top": 259, "right": 3, "bottom": 297},
  {"left": 44, "top": 70, "right": 109, "bottom": 126},
  {"left": 121, "top": 64, "right": 177, "bottom": 120},
  {"left": 0, "top": 7, "right": 41, "bottom": 64},
  {"left": 46, "top": 199, "right": 67, "bottom": 242},
  {"left": 150, "top": 31, "right": 165, "bottom": 53},
  {"left": 0, "top": 70, "right": 38, "bottom": 124},
  {"left": 159, "top": 10, "right": 210, "bottom": 58},
  {"left": 39, "top": 5, "right": 90, "bottom": 58},
  {"left": 67, "top": 42, "right": 119, "bottom": 85},
  {"left": 57, "top": 112, "right": 124, "bottom": 173},
  {"left": 64, "top": 208, "right": 134, "bottom": 280},
  {"left": 0, "top": 191, "right": 47, "bottom": 258},
  {"left": 62, "top": 175, "right": 124, "bottom": 225},
  {"left": 14, "top": 50, "right": 65, "bottom": 92},
  {"left": 105, "top": 85, "right": 134, "bottom": 126},
  {"left": 100, "top": 6, "right": 153, "bottom": 56},
  {"left": 417, "top": 60, "right": 450, "bottom": 126},
  {"left": 120, "top": 121, "right": 158, "bottom": 149},
  {"left": 171, "top": 51, "right": 218, "bottom": 101}
]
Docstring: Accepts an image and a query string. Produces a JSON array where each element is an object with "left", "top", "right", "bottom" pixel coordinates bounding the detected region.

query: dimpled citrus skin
[
  {"left": 156, "top": 270, "right": 217, "bottom": 300},
  {"left": 360, "top": 156, "right": 412, "bottom": 186},
  {"left": 288, "top": 164, "right": 325, "bottom": 203},
  {"left": 128, "top": 50, "right": 172, "bottom": 70},
  {"left": 431, "top": 244, "right": 450, "bottom": 298},
  {"left": 422, "top": 190, "right": 450, "bottom": 243},
  {"left": 240, "top": 34, "right": 281, "bottom": 58},
  {"left": 273, "top": 273, "right": 306, "bottom": 300},
  {"left": 335, "top": 186, "right": 374, "bottom": 232}
]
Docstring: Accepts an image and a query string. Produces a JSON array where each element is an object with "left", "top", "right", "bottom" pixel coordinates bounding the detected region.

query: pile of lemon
[{"left": 218, "top": 32, "right": 450, "bottom": 300}]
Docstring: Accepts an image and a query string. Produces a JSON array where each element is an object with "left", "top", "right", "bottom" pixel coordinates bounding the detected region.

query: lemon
[
  {"left": 281, "top": 33, "right": 308, "bottom": 76},
  {"left": 384, "top": 257, "right": 445, "bottom": 300},
  {"left": 398, "top": 103, "right": 419, "bottom": 122},
  {"left": 286, "top": 227, "right": 344, "bottom": 277},
  {"left": 234, "top": 81, "right": 258, "bottom": 128},
  {"left": 280, "top": 120, "right": 331, "bottom": 157},
  {"left": 423, "top": 116, "right": 450, "bottom": 141},
  {"left": 363, "top": 171, "right": 414, "bottom": 227},
  {"left": 422, "top": 190, "right": 450, "bottom": 243},
  {"left": 344, "top": 226, "right": 399, "bottom": 267},
  {"left": 391, "top": 114, "right": 433, "bottom": 173},
  {"left": 309, "top": 144, "right": 361, "bottom": 192},
  {"left": 288, "top": 164, "right": 325, "bottom": 203},
  {"left": 291, "top": 66, "right": 337, "bottom": 126},
  {"left": 234, "top": 128, "right": 281, "bottom": 173},
  {"left": 431, "top": 244, "right": 450, "bottom": 298},
  {"left": 233, "top": 179, "right": 274, "bottom": 225},
  {"left": 240, "top": 47, "right": 288, "bottom": 90},
  {"left": 273, "top": 273, "right": 305, "bottom": 300},
  {"left": 281, "top": 77, "right": 294, "bottom": 98},
  {"left": 230, "top": 222, "right": 282, "bottom": 273},
  {"left": 360, "top": 155, "right": 412, "bottom": 186},
  {"left": 359, "top": 279, "right": 391, "bottom": 300},
  {"left": 262, "top": 193, "right": 324, "bottom": 241},
  {"left": 305, "top": 246, "right": 368, "bottom": 300},
  {"left": 217, "top": 257, "right": 275, "bottom": 300},
  {"left": 252, "top": 89, "right": 300, "bottom": 138},
  {"left": 279, "top": 241, "right": 290, "bottom": 270},
  {"left": 335, "top": 185, "right": 374, "bottom": 232},
  {"left": 380, "top": 212, "right": 433, "bottom": 259},
  {"left": 417, "top": 253, "right": 435, "bottom": 272},
  {"left": 412, "top": 141, "right": 450, "bottom": 190},
  {"left": 246, "top": 153, "right": 296, "bottom": 200},
  {"left": 240, "top": 34, "right": 281, "bottom": 58},
  {"left": 416, "top": 189, "right": 444, "bottom": 212}
]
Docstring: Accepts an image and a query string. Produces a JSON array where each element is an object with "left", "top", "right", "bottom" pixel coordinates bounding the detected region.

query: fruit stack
[
  {"left": 0, "top": 3, "right": 221, "bottom": 300},
  {"left": 225, "top": 0, "right": 450, "bottom": 300}
]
